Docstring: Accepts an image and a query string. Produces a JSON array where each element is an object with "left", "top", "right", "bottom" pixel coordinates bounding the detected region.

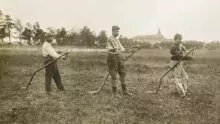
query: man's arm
[
  {"left": 171, "top": 45, "right": 181, "bottom": 56},
  {"left": 118, "top": 40, "right": 134, "bottom": 53},
  {"left": 171, "top": 45, "right": 192, "bottom": 61},
  {"left": 120, "top": 45, "right": 137, "bottom": 53},
  {"left": 180, "top": 43, "right": 189, "bottom": 53},
  {"left": 45, "top": 45, "right": 61, "bottom": 59},
  {"left": 121, "top": 49, "right": 132, "bottom": 53}
]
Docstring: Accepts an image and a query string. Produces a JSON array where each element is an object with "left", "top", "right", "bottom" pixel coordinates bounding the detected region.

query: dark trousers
[
  {"left": 107, "top": 53, "right": 126, "bottom": 87},
  {"left": 44, "top": 56, "right": 64, "bottom": 91}
]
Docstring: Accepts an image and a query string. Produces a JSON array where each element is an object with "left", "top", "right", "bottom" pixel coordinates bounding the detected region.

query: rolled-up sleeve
[
  {"left": 45, "top": 45, "right": 61, "bottom": 59},
  {"left": 180, "top": 44, "right": 187, "bottom": 51}
]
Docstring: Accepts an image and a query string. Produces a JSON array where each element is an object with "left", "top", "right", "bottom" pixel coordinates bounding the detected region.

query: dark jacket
[
  {"left": 170, "top": 44, "right": 183, "bottom": 56},
  {"left": 170, "top": 44, "right": 192, "bottom": 61}
]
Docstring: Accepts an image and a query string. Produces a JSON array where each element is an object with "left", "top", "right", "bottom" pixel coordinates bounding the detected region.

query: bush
[
  {"left": 204, "top": 42, "right": 220, "bottom": 50},
  {"left": 183, "top": 41, "right": 204, "bottom": 49}
]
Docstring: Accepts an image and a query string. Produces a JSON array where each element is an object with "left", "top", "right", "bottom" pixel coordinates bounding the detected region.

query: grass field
[{"left": 0, "top": 47, "right": 220, "bottom": 124}]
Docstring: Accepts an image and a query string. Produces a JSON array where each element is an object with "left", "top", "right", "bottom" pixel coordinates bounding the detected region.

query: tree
[
  {"left": 55, "top": 29, "right": 61, "bottom": 45},
  {"left": 22, "top": 23, "right": 33, "bottom": 45},
  {"left": 34, "top": 22, "right": 40, "bottom": 29},
  {"left": 0, "top": 10, "right": 6, "bottom": 43},
  {"left": 80, "top": 26, "right": 96, "bottom": 47},
  {"left": 97, "top": 30, "right": 108, "bottom": 48},
  {"left": 38, "top": 28, "right": 45, "bottom": 44},
  {"left": 54, "top": 27, "right": 68, "bottom": 45},
  {"left": 59, "top": 28, "right": 67, "bottom": 45},
  {"left": 119, "top": 35, "right": 129, "bottom": 46},
  {"left": 33, "top": 22, "right": 44, "bottom": 44},
  {"left": 26, "top": 22, "right": 33, "bottom": 30},
  {"left": 66, "top": 29, "right": 77, "bottom": 45},
  {"left": 0, "top": 26, "right": 6, "bottom": 43},
  {"left": 4, "top": 15, "right": 14, "bottom": 44},
  {"left": 14, "top": 19, "right": 24, "bottom": 45},
  {"left": 22, "top": 28, "right": 32, "bottom": 45}
]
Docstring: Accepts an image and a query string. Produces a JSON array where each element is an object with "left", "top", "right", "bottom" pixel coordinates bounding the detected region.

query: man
[
  {"left": 42, "top": 32, "right": 67, "bottom": 93},
  {"left": 106, "top": 25, "right": 134, "bottom": 98},
  {"left": 170, "top": 33, "right": 192, "bottom": 97}
]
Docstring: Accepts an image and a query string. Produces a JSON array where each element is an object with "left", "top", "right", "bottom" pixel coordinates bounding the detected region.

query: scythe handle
[
  {"left": 154, "top": 47, "right": 196, "bottom": 94},
  {"left": 26, "top": 52, "right": 68, "bottom": 89},
  {"left": 123, "top": 48, "right": 140, "bottom": 61},
  {"left": 95, "top": 48, "right": 140, "bottom": 93}
]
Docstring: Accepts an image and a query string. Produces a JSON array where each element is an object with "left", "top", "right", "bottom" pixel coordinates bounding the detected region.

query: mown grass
[{"left": 0, "top": 47, "right": 220, "bottom": 124}]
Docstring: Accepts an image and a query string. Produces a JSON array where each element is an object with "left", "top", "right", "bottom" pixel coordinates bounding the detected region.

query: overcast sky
[{"left": 1, "top": 0, "right": 220, "bottom": 41}]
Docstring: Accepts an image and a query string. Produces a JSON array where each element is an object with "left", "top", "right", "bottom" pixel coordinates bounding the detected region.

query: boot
[
  {"left": 121, "top": 84, "right": 133, "bottom": 96},
  {"left": 112, "top": 87, "right": 122, "bottom": 98},
  {"left": 58, "top": 87, "right": 65, "bottom": 91}
]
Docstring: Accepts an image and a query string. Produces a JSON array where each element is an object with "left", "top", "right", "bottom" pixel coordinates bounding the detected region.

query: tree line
[
  {"left": 0, "top": 10, "right": 218, "bottom": 49},
  {"left": 0, "top": 11, "right": 109, "bottom": 48}
]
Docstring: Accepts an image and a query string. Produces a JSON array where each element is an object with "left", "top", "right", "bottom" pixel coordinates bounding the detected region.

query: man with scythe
[
  {"left": 170, "top": 33, "right": 193, "bottom": 97},
  {"left": 42, "top": 32, "right": 68, "bottom": 93},
  {"left": 107, "top": 25, "right": 137, "bottom": 98}
]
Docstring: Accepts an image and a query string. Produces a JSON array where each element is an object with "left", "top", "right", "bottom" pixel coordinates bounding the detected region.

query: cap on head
[
  {"left": 174, "top": 33, "right": 182, "bottom": 41},
  {"left": 112, "top": 25, "right": 120, "bottom": 31},
  {"left": 44, "top": 32, "right": 54, "bottom": 38}
]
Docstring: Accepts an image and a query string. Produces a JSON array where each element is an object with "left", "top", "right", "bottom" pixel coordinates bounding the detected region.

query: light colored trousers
[{"left": 170, "top": 61, "right": 189, "bottom": 95}]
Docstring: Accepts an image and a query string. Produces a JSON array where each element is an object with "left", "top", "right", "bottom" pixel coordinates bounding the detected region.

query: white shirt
[
  {"left": 106, "top": 36, "right": 125, "bottom": 54},
  {"left": 42, "top": 41, "right": 60, "bottom": 59}
]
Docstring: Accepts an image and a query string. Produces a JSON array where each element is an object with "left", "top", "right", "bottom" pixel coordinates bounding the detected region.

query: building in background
[{"left": 132, "top": 28, "right": 173, "bottom": 44}]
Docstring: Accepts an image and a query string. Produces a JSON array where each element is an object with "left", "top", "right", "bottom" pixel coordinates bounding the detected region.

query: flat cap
[
  {"left": 174, "top": 33, "right": 182, "bottom": 40},
  {"left": 44, "top": 32, "right": 54, "bottom": 37},
  {"left": 112, "top": 25, "right": 120, "bottom": 31}
]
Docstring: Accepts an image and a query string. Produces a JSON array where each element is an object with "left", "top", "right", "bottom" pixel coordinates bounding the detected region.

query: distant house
[{"left": 132, "top": 29, "right": 172, "bottom": 44}]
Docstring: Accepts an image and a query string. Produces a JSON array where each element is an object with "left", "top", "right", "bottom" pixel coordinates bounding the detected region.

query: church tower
[{"left": 157, "top": 28, "right": 162, "bottom": 36}]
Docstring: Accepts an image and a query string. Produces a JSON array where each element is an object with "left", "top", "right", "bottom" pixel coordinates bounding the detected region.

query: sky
[{"left": 0, "top": 0, "right": 220, "bottom": 41}]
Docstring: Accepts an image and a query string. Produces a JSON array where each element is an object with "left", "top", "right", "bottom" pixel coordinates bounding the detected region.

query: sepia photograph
[{"left": 0, "top": 0, "right": 220, "bottom": 123}]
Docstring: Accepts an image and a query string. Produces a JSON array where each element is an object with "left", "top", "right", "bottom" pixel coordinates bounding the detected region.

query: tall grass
[{"left": 1, "top": 46, "right": 220, "bottom": 124}]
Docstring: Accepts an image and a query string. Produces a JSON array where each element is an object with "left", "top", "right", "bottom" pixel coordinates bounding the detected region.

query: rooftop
[{"left": 133, "top": 28, "right": 165, "bottom": 39}]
